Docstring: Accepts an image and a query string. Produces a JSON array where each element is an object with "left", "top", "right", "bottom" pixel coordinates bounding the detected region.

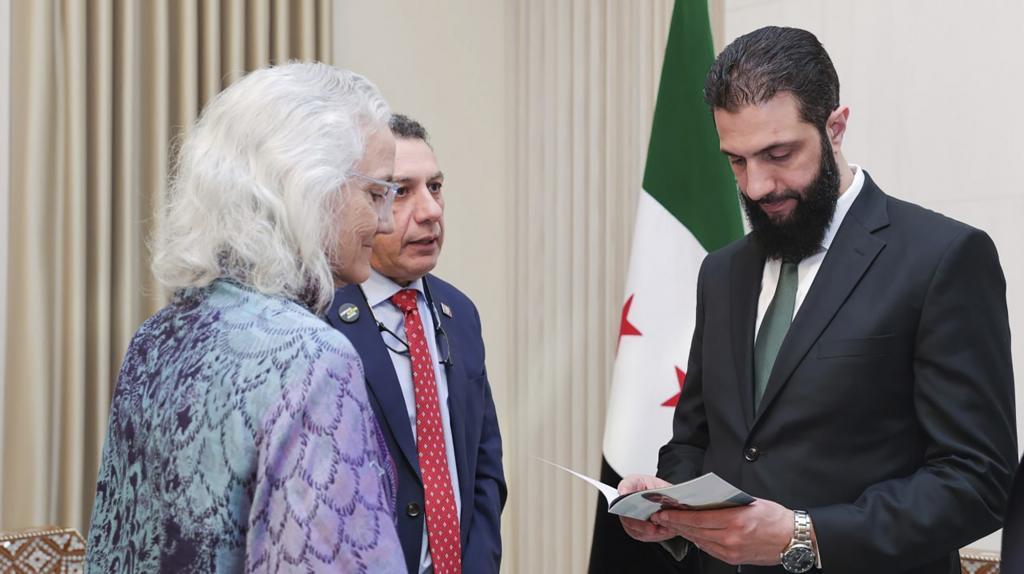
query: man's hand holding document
[{"left": 540, "top": 458, "right": 753, "bottom": 521}]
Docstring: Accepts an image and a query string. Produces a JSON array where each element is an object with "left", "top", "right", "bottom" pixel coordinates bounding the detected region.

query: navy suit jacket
[
  {"left": 659, "top": 174, "right": 1017, "bottom": 573},
  {"left": 327, "top": 274, "right": 507, "bottom": 573}
]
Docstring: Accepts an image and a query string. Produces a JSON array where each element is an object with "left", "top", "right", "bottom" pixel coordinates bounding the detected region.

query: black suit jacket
[
  {"left": 1002, "top": 456, "right": 1024, "bottom": 572},
  {"left": 326, "top": 275, "right": 507, "bottom": 573},
  {"left": 659, "top": 173, "right": 1017, "bottom": 573}
]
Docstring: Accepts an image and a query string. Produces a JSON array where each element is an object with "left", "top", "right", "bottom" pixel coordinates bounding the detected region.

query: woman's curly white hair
[{"left": 151, "top": 61, "right": 390, "bottom": 313}]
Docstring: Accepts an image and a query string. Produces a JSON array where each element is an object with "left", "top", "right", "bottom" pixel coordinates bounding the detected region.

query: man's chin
[
  {"left": 413, "top": 258, "right": 439, "bottom": 278},
  {"left": 380, "top": 259, "right": 439, "bottom": 285}
]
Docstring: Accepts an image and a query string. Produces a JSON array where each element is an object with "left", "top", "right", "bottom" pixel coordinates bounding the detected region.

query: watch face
[{"left": 781, "top": 545, "right": 816, "bottom": 573}]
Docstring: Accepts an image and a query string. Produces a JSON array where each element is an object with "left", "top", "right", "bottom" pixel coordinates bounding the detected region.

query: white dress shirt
[
  {"left": 362, "top": 269, "right": 462, "bottom": 574},
  {"left": 755, "top": 165, "right": 865, "bottom": 337}
]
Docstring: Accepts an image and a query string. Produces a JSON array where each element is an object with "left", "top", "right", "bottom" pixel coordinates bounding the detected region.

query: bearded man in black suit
[{"left": 620, "top": 26, "right": 1017, "bottom": 574}]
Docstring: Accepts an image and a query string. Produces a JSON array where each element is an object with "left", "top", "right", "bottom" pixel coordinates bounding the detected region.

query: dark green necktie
[{"left": 753, "top": 261, "right": 799, "bottom": 410}]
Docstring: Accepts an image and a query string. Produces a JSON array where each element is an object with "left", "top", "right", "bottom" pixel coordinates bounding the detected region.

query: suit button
[
  {"left": 744, "top": 446, "right": 760, "bottom": 462},
  {"left": 406, "top": 502, "right": 422, "bottom": 517}
]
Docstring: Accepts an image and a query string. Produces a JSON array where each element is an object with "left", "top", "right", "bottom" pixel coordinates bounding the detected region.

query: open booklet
[{"left": 540, "top": 458, "right": 755, "bottom": 521}]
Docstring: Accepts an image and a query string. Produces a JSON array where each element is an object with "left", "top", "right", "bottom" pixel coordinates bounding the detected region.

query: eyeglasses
[
  {"left": 377, "top": 308, "right": 453, "bottom": 368},
  {"left": 348, "top": 172, "right": 399, "bottom": 222}
]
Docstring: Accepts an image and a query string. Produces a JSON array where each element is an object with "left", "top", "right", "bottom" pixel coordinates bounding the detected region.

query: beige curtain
[
  {"left": 503, "top": 1, "right": 675, "bottom": 571},
  {"left": 2, "top": 0, "right": 333, "bottom": 535}
]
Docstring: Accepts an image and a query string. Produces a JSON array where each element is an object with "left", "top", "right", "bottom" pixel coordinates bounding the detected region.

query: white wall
[{"left": 724, "top": 0, "right": 1024, "bottom": 552}]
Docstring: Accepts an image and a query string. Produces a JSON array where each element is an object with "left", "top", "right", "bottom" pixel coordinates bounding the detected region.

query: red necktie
[{"left": 391, "top": 289, "right": 461, "bottom": 574}]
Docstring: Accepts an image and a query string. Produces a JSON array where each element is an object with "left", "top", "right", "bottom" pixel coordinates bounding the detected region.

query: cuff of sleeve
[
  {"left": 658, "top": 537, "right": 690, "bottom": 562},
  {"left": 806, "top": 511, "right": 823, "bottom": 569}
]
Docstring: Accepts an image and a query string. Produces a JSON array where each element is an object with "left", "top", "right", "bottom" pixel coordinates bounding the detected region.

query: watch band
[
  {"left": 793, "top": 510, "right": 812, "bottom": 545},
  {"left": 780, "top": 510, "right": 817, "bottom": 573}
]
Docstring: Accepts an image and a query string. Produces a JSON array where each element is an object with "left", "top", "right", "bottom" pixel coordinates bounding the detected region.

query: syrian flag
[{"left": 588, "top": 0, "right": 743, "bottom": 571}]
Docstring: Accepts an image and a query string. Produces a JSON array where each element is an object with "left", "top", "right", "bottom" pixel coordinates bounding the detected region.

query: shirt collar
[
  {"left": 821, "top": 163, "right": 865, "bottom": 251},
  {"left": 361, "top": 269, "right": 425, "bottom": 308}
]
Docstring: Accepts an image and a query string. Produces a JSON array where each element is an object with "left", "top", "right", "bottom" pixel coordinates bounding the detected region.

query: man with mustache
[
  {"left": 620, "top": 26, "right": 1016, "bottom": 573},
  {"left": 327, "top": 115, "right": 507, "bottom": 574}
]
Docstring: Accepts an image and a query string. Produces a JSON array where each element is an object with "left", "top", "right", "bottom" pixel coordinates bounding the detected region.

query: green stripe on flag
[{"left": 642, "top": 0, "right": 743, "bottom": 252}]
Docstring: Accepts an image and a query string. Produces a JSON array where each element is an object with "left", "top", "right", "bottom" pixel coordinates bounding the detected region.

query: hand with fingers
[
  {"left": 649, "top": 497, "right": 798, "bottom": 566},
  {"left": 616, "top": 474, "right": 678, "bottom": 543}
]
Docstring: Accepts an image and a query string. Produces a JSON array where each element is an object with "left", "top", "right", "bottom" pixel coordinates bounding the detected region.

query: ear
[{"left": 826, "top": 106, "right": 850, "bottom": 152}]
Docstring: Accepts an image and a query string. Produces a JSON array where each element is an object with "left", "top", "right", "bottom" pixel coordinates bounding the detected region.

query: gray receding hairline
[{"left": 150, "top": 61, "right": 391, "bottom": 313}]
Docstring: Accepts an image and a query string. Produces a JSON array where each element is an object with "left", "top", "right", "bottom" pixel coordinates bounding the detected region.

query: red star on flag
[
  {"left": 617, "top": 294, "right": 642, "bottom": 352},
  {"left": 661, "top": 367, "right": 686, "bottom": 407}
]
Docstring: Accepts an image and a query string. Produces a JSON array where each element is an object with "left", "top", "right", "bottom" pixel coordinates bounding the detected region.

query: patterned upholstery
[
  {"left": 0, "top": 527, "right": 85, "bottom": 574},
  {"left": 961, "top": 548, "right": 1000, "bottom": 574}
]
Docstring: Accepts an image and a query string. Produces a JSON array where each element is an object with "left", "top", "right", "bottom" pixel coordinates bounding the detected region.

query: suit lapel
[
  {"left": 730, "top": 237, "right": 766, "bottom": 430},
  {"left": 754, "top": 177, "right": 890, "bottom": 421},
  {"left": 326, "top": 285, "right": 421, "bottom": 478},
  {"left": 427, "top": 276, "right": 471, "bottom": 511}
]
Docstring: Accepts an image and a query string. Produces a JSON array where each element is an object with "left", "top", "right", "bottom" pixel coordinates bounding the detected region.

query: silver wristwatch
[{"left": 780, "top": 510, "right": 816, "bottom": 573}]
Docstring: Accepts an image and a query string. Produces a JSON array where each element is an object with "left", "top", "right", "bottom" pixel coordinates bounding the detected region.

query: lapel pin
[
  {"left": 440, "top": 302, "right": 453, "bottom": 318},
  {"left": 338, "top": 303, "right": 360, "bottom": 323}
]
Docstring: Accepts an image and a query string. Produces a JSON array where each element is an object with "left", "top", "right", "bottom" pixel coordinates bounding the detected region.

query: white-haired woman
[{"left": 86, "top": 63, "right": 405, "bottom": 573}]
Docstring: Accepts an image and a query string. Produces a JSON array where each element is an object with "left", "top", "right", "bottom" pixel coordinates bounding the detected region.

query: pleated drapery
[
  {"left": 503, "top": 1, "right": 675, "bottom": 571},
  {"left": 2, "top": 0, "right": 333, "bottom": 535}
]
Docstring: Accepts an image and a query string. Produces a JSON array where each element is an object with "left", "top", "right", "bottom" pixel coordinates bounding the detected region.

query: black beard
[{"left": 740, "top": 133, "right": 840, "bottom": 263}]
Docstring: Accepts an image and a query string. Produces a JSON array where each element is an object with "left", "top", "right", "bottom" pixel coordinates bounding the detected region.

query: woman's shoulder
[
  {"left": 121, "top": 280, "right": 365, "bottom": 406},
  {"left": 208, "top": 280, "right": 360, "bottom": 363},
  {"left": 206, "top": 283, "right": 366, "bottom": 413},
  {"left": 120, "top": 279, "right": 365, "bottom": 412}
]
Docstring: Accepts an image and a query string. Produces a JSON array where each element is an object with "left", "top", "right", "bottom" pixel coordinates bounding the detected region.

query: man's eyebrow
[
  {"left": 720, "top": 140, "right": 800, "bottom": 158},
  {"left": 393, "top": 171, "right": 445, "bottom": 184}
]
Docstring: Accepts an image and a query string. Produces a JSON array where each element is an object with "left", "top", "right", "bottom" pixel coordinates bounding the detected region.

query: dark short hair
[
  {"left": 389, "top": 113, "right": 430, "bottom": 142},
  {"left": 704, "top": 26, "right": 839, "bottom": 130}
]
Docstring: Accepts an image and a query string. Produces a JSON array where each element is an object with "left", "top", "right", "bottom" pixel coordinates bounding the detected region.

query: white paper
[
  {"left": 538, "top": 457, "right": 754, "bottom": 521},
  {"left": 538, "top": 458, "right": 622, "bottom": 506}
]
